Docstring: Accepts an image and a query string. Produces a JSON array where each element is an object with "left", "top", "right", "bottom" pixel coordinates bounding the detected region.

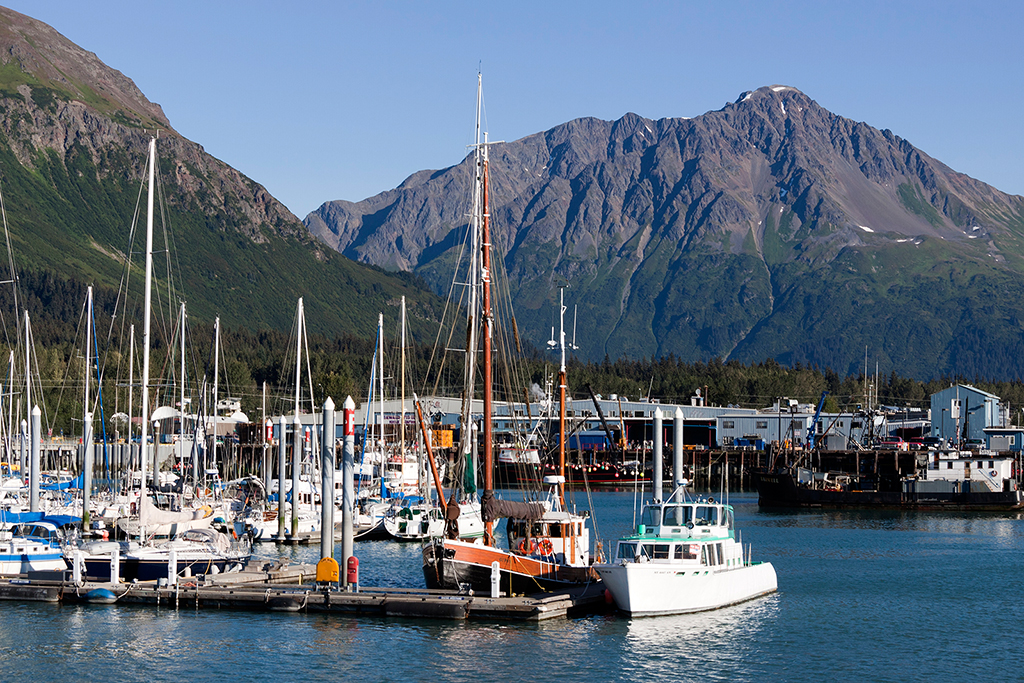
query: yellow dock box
[{"left": 316, "top": 557, "right": 340, "bottom": 583}]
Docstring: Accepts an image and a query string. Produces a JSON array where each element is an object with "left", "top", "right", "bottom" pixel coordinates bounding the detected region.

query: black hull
[
  {"left": 83, "top": 556, "right": 249, "bottom": 582},
  {"left": 421, "top": 540, "right": 599, "bottom": 595},
  {"left": 754, "top": 470, "right": 1024, "bottom": 511}
]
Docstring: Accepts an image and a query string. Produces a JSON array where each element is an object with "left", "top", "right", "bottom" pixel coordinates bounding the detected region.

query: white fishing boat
[{"left": 595, "top": 483, "right": 777, "bottom": 616}]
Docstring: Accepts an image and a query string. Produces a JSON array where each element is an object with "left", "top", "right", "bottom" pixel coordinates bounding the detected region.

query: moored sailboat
[{"left": 422, "top": 77, "right": 598, "bottom": 593}]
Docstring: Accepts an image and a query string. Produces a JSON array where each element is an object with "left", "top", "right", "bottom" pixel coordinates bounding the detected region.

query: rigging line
[
  {"left": 41, "top": 295, "right": 88, "bottom": 435},
  {"left": 0, "top": 175, "right": 18, "bottom": 350}
]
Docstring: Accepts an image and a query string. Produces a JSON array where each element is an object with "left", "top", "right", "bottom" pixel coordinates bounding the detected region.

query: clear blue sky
[{"left": 5, "top": 1, "right": 1022, "bottom": 219}]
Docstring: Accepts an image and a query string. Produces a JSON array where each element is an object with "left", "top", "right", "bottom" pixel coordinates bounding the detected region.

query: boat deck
[{"left": 0, "top": 565, "right": 610, "bottom": 621}]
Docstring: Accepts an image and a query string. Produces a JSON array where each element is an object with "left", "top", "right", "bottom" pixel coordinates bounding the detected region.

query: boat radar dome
[
  {"left": 680, "top": 478, "right": 690, "bottom": 487},
  {"left": 543, "top": 475, "right": 566, "bottom": 486}
]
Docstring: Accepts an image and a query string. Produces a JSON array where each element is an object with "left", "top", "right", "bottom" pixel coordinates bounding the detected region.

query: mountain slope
[
  {"left": 306, "top": 85, "right": 1024, "bottom": 379},
  {"left": 0, "top": 6, "right": 444, "bottom": 343}
]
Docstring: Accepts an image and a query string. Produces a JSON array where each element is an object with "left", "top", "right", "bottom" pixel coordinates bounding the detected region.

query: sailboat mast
[
  {"left": 178, "top": 302, "right": 186, "bottom": 478},
  {"left": 128, "top": 324, "right": 134, "bottom": 448},
  {"left": 401, "top": 296, "right": 406, "bottom": 468},
  {"left": 83, "top": 285, "right": 93, "bottom": 529},
  {"left": 85, "top": 286, "right": 92, "bottom": 429},
  {"left": 294, "top": 298, "right": 303, "bottom": 417},
  {"left": 140, "top": 137, "right": 155, "bottom": 511},
  {"left": 23, "top": 310, "right": 29, "bottom": 429},
  {"left": 213, "top": 316, "right": 220, "bottom": 471},
  {"left": 377, "top": 312, "right": 384, "bottom": 456},
  {"left": 481, "top": 131, "right": 495, "bottom": 542},
  {"left": 459, "top": 74, "right": 483, "bottom": 465},
  {"left": 558, "top": 288, "right": 568, "bottom": 508}
]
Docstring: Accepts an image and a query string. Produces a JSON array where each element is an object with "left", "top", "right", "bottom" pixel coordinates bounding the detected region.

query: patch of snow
[
  {"left": 645, "top": 124, "right": 653, "bottom": 134},
  {"left": 743, "top": 92, "right": 753, "bottom": 101},
  {"left": 771, "top": 86, "right": 791, "bottom": 92},
  {"left": 896, "top": 239, "right": 908, "bottom": 243},
  {"left": 971, "top": 225, "right": 981, "bottom": 231},
  {"left": 779, "top": 207, "right": 784, "bottom": 212},
  {"left": 968, "top": 235, "right": 978, "bottom": 239},
  {"left": 858, "top": 225, "right": 874, "bottom": 233},
  {"left": 780, "top": 102, "right": 786, "bottom": 115}
]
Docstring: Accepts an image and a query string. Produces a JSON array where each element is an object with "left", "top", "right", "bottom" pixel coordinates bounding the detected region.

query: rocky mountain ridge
[{"left": 307, "top": 85, "right": 1024, "bottom": 379}]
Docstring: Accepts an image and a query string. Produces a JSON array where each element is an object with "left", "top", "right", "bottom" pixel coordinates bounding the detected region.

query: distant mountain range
[
  {"left": 306, "top": 85, "right": 1024, "bottom": 379},
  {"left": 0, "top": 6, "right": 444, "bottom": 343},
  {"left": 5, "top": 4, "right": 1024, "bottom": 382}
]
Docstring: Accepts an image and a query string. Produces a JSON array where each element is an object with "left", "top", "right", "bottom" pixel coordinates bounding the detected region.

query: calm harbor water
[{"left": 1, "top": 490, "right": 1023, "bottom": 682}]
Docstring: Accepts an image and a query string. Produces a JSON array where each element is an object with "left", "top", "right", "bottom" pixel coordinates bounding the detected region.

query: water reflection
[{"left": 618, "top": 596, "right": 781, "bottom": 682}]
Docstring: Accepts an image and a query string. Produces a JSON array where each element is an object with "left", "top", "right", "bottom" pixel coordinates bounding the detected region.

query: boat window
[
  {"left": 662, "top": 505, "right": 693, "bottom": 526},
  {"left": 989, "top": 461, "right": 995, "bottom": 469},
  {"left": 716, "top": 544, "right": 724, "bottom": 565},
  {"left": 682, "top": 543, "right": 699, "bottom": 560},
  {"left": 617, "top": 543, "right": 637, "bottom": 560},
  {"left": 550, "top": 524, "right": 563, "bottom": 538},
  {"left": 652, "top": 544, "right": 671, "bottom": 560},
  {"left": 531, "top": 523, "right": 545, "bottom": 536},
  {"left": 726, "top": 510, "right": 734, "bottom": 529},
  {"left": 674, "top": 544, "right": 683, "bottom": 559},
  {"left": 695, "top": 506, "right": 718, "bottom": 526},
  {"left": 509, "top": 521, "right": 527, "bottom": 536},
  {"left": 641, "top": 506, "right": 662, "bottom": 527},
  {"left": 701, "top": 545, "right": 711, "bottom": 565}
]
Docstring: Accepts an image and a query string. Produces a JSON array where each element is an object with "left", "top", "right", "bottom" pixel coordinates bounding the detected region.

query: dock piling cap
[{"left": 316, "top": 557, "right": 340, "bottom": 584}]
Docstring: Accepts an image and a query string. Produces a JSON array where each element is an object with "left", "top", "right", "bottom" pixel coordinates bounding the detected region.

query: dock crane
[{"left": 805, "top": 391, "right": 829, "bottom": 450}]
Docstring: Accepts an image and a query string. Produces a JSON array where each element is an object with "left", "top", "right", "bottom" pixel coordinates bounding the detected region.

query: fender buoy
[{"left": 538, "top": 539, "right": 554, "bottom": 555}]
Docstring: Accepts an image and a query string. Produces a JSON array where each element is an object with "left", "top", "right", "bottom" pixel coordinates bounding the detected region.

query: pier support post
[
  {"left": 320, "top": 397, "right": 336, "bottom": 561},
  {"left": 342, "top": 397, "right": 355, "bottom": 588},
  {"left": 490, "top": 561, "right": 500, "bottom": 598},
  {"left": 291, "top": 414, "right": 301, "bottom": 539},
  {"left": 73, "top": 550, "right": 82, "bottom": 584},
  {"left": 110, "top": 546, "right": 120, "bottom": 584},
  {"left": 673, "top": 408, "right": 684, "bottom": 500},
  {"left": 83, "top": 412, "right": 93, "bottom": 530},
  {"left": 653, "top": 409, "right": 663, "bottom": 502},
  {"left": 29, "top": 406, "right": 40, "bottom": 512},
  {"left": 19, "top": 419, "right": 26, "bottom": 488},
  {"left": 168, "top": 548, "right": 177, "bottom": 586},
  {"left": 277, "top": 415, "right": 287, "bottom": 542}
]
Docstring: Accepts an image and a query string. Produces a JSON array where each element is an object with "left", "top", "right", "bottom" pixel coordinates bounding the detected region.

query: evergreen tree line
[{"left": 7, "top": 269, "right": 1024, "bottom": 439}]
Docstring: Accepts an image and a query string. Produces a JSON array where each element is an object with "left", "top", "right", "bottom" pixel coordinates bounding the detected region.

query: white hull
[
  {"left": 596, "top": 560, "right": 777, "bottom": 616},
  {"left": 0, "top": 548, "right": 66, "bottom": 574}
]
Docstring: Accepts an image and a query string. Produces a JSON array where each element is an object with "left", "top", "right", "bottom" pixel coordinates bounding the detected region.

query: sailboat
[
  {"left": 421, "top": 76, "right": 597, "bottom": 594},
  {"left": 77, "top": 137, "right": 251, "bottom": 578}
]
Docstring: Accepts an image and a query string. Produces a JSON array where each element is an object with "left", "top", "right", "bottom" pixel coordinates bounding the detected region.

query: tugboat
[{"left": 595, "top": 482, "right": 777, "bottom": 617}]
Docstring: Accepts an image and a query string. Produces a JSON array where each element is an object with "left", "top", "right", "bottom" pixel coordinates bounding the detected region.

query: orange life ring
[
  {"left": 538, "top": 539, "right": 554, "bottom": 555},
  {"left": 517, "top": 538, "right": 537, "bottom": 554}
]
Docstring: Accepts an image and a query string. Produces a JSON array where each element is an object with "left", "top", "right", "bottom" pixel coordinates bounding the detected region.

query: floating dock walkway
[{"left": 0, "top": 565, "right": 610, "bottom": 621}]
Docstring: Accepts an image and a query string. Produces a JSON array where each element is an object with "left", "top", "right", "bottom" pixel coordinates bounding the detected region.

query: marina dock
[{"left": 0, "top": 565, "right": 610, "bottom": 621}]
